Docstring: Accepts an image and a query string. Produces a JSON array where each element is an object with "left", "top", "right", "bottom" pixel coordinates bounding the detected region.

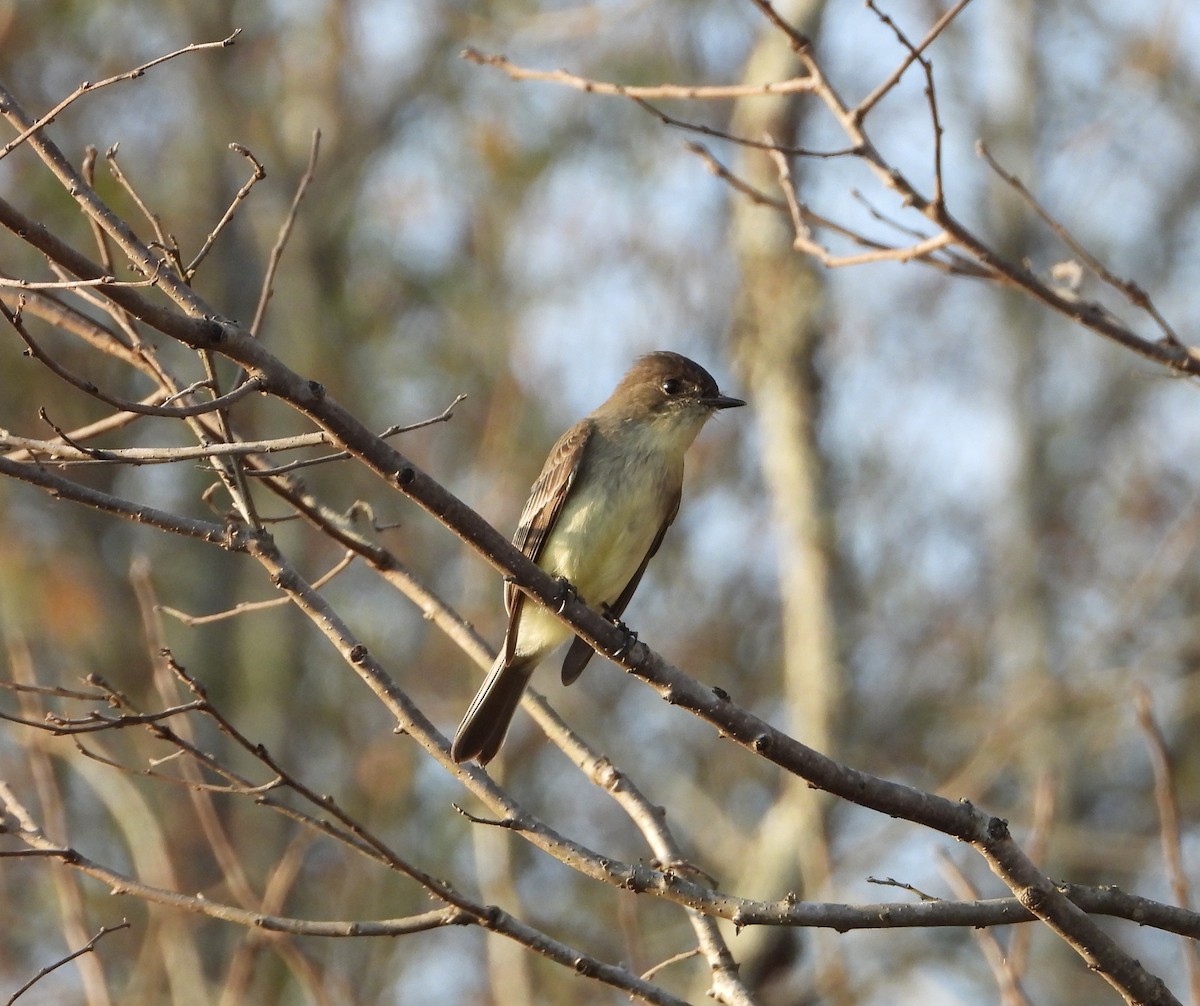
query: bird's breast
[{"left": 537, "top": 437, "right": 680, "bottom": 607}]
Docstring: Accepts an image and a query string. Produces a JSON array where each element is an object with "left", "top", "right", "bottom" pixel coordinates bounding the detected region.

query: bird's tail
[{"left": 450, "top": 653, "right": 536, "bottom": 765}]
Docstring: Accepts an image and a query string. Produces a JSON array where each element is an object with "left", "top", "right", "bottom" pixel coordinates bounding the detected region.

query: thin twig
[
  {"left": 78, "top": 145, "right": 145, "bottom": 348},
  {"left": 2, "top": 295, "right": 266, "bottom": 419},
  {"left": 977, "top": 141, "right": 1182, "bottom": 346},
  {"left": 0, "top": 681, "right": 107, "bottom": 701},
  {"left": 636, "top": 98, "right": 855, "bottom": 158},
  {"left": 251, "top": 129, "right": 321, "bottom": 337},
  {"left": 0, "top": 273, "right": 162, "bottom": 290},
  {"left": 2, "top": 395, "right": 462, "bottom": 467},
  {"left": 2, "top": 398, "right": 161, "bottom": 461},
  {"left": 0, "top": 454, "right": 233, "bottom": 542},
  {"left": 0, "top": 700, "right": 205, "bottom": 735},
  {"left": 4, "top": 921, "right": 131, "bottom": 1006},
  {"left": 197, "top": 352, "right": 261, "bottom": 524},
  {"left": 866, "top": 0, "right": 946, "bottom": 209},
  {"left": 185, "top": 143, "right": 267, "bottom": 280},
  {"left": 855, "top": 0, "right": 976, "bottom": 120},
  {"left": 640, "top": 949, "right": 703, "bottom": 983},
  {"left": 245, "top": 393, "right": 467, "bottom": 476},
  {"left": 159, "top": 553, "right": 354, "bottom": 624},
  {"left": 2, "top": 429, "right": 329, "bottom": 465},
  {"left": 0, "top": 31, "right": 241, "bottom": 162},
  {"left": 105, "top": 146, "right": 183, "bottom": 278},
  {"left": 767, "top": 143, "right": 955, "bottom": 267},
  {"left": 866, "top": 875, "right": 941, "bottom": 902},
  {"left": 1, "top": 276, "right": 139, "bottom": 365},
  {"left": 686, "top": 141, "right": 788, "bottom": 208},
  {"left": 462, "top": 47, "right": 814, "bottom": 99},
  {"left": 744, "top": 0, "right": 814, "bottom": 53}
]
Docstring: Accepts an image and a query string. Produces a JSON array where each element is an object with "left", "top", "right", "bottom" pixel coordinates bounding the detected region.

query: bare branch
[
  {"left": 641, "top": 949, "right": 702, "bottom": 983},
  {"left": 0, "top": 681, "right": 108, "bottom": 702},
  {"left": 4, "top": 921, "right": 131, "bottom": 1006},
  {"left": 1, "top": 429, "right": 330, "bottom": 466},
  {"left": 244, "top": 393, "right": 466, "bottom": 477},
  {"left": 2, "top": 296, "right": 267, "bottom": 419},
  {"left": 2, "top": 399, "right": 161, "bottom": 461},
  {"left": 768, "top": 143, "right": 955, "bottom": 267},
  {"left": 158, "top": 553, "right": 355, "bottom": 624},
  {"left": 866, "top": 875, "right": 941, "bottom": 902},
  {"left": 0, "top": 273, "right": 161, "bottom": 290},
  {"left": 0, "top": 454, "right": 232, "bottom": 543},
  {"left": 0, "top": 700, "right": 205, "bottom": 735},
  {"left": 635, "top": 97, "right": 857, "bottom": 157},
  {"left": 865, "top": 0, "right": 947, "bottom": 208},
  {"left": 977, "top": 141, "right": 1182, "bottom": 346},
  {"left": 462, "top": 47, "right": 814, "bottom": 99},
  {"left": 0, "top": 31, "right": 241, "bottom": 162},
  {"left": 104, "top": 145, "right": 185, "bottom": 278},
  {"left": 744, "top": 0, "right": 815, "bottom": 54},
  {"left": 1, "top": 278, "right": 143, "bottom": 368},
  {"left": 250, "top": 129, "right": 321, "bottom": 337},
  {"left": 185, "top": 143, "right": 267, "bottom": 280},
  {"left": 855, "top": 0, "right": 976, "bottom": 120}
]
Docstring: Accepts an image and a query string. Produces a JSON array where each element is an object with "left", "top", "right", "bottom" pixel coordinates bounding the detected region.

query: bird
[{"left": 450, "top": 351, "right": 745, "bottom": 765}]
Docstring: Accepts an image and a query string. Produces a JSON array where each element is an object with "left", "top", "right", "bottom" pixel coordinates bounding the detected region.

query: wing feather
[{"left": 502, "top": 420, "right": 595, "bottom": 664}]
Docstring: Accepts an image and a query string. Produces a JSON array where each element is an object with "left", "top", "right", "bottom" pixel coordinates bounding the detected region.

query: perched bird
[{"left": 451, "top": 351, "right": 745, "bottom": 765}]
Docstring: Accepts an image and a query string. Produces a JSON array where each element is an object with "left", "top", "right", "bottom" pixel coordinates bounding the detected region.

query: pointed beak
[{"left": 707, "top": 393, "right": 746, "bottom": 410}]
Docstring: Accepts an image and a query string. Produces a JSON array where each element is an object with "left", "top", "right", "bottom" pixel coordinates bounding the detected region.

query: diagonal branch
[
  {"left": 978, "top": 140, "right": 1182, "bottom": 346},
  {"left": 1, "top": 161, "right": 1181, "bottom": 1005},
  {"left": 0, "top": 64, "right": 1187, "bottom": 1006},
  {"left": 4, "top": 920, "right": 130, "bottom": 1006}
]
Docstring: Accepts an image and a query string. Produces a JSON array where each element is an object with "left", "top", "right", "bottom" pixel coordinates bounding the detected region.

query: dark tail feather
[{"left": 451, "top": 655, "right": 535, "bottom": 765}]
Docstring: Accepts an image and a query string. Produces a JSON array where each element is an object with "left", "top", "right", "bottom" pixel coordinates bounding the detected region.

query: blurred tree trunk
[
  {"left": 726, "top": 2, "right": 846, "bottom": 1002},
  {"left": 984, "top": 0, "right": 1057, "bottom": 797},
  {"left": 6, "top": 2, "right": 1200, "bottom": 1002}
]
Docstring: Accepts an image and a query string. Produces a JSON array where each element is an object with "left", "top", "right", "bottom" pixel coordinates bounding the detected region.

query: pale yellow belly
[{"left": 512, "top": 440, "right": 680, "bottom": 660}]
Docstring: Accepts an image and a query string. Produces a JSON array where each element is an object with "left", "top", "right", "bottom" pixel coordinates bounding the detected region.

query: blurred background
[{"left": 2, "top": 0, "right": 1200, "bottom": 1003}]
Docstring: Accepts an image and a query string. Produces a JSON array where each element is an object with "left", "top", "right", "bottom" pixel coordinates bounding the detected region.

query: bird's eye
[{"left": 661, "top": 378, "right": 683, "bottom": 396}]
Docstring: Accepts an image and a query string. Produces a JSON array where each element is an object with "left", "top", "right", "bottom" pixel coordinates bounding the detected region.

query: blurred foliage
[{"left": 2, "top": 0, "right": 1200, "bottom": 1003}]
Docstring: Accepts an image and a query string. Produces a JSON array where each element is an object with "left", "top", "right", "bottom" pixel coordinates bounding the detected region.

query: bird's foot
[
  {"left": 601, "top": 609, "right": 638, "bottom": 659},
  {"left": 552, "top": 576, "right": 578, "bottom": 614},
  {"left": 599, "top": 602, "right": 627, "bottom": 628}
]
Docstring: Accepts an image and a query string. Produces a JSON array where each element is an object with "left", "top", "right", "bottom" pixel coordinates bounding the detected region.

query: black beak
[{"left": 708, "top": 393, "right": 746, "bottom": 410}]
